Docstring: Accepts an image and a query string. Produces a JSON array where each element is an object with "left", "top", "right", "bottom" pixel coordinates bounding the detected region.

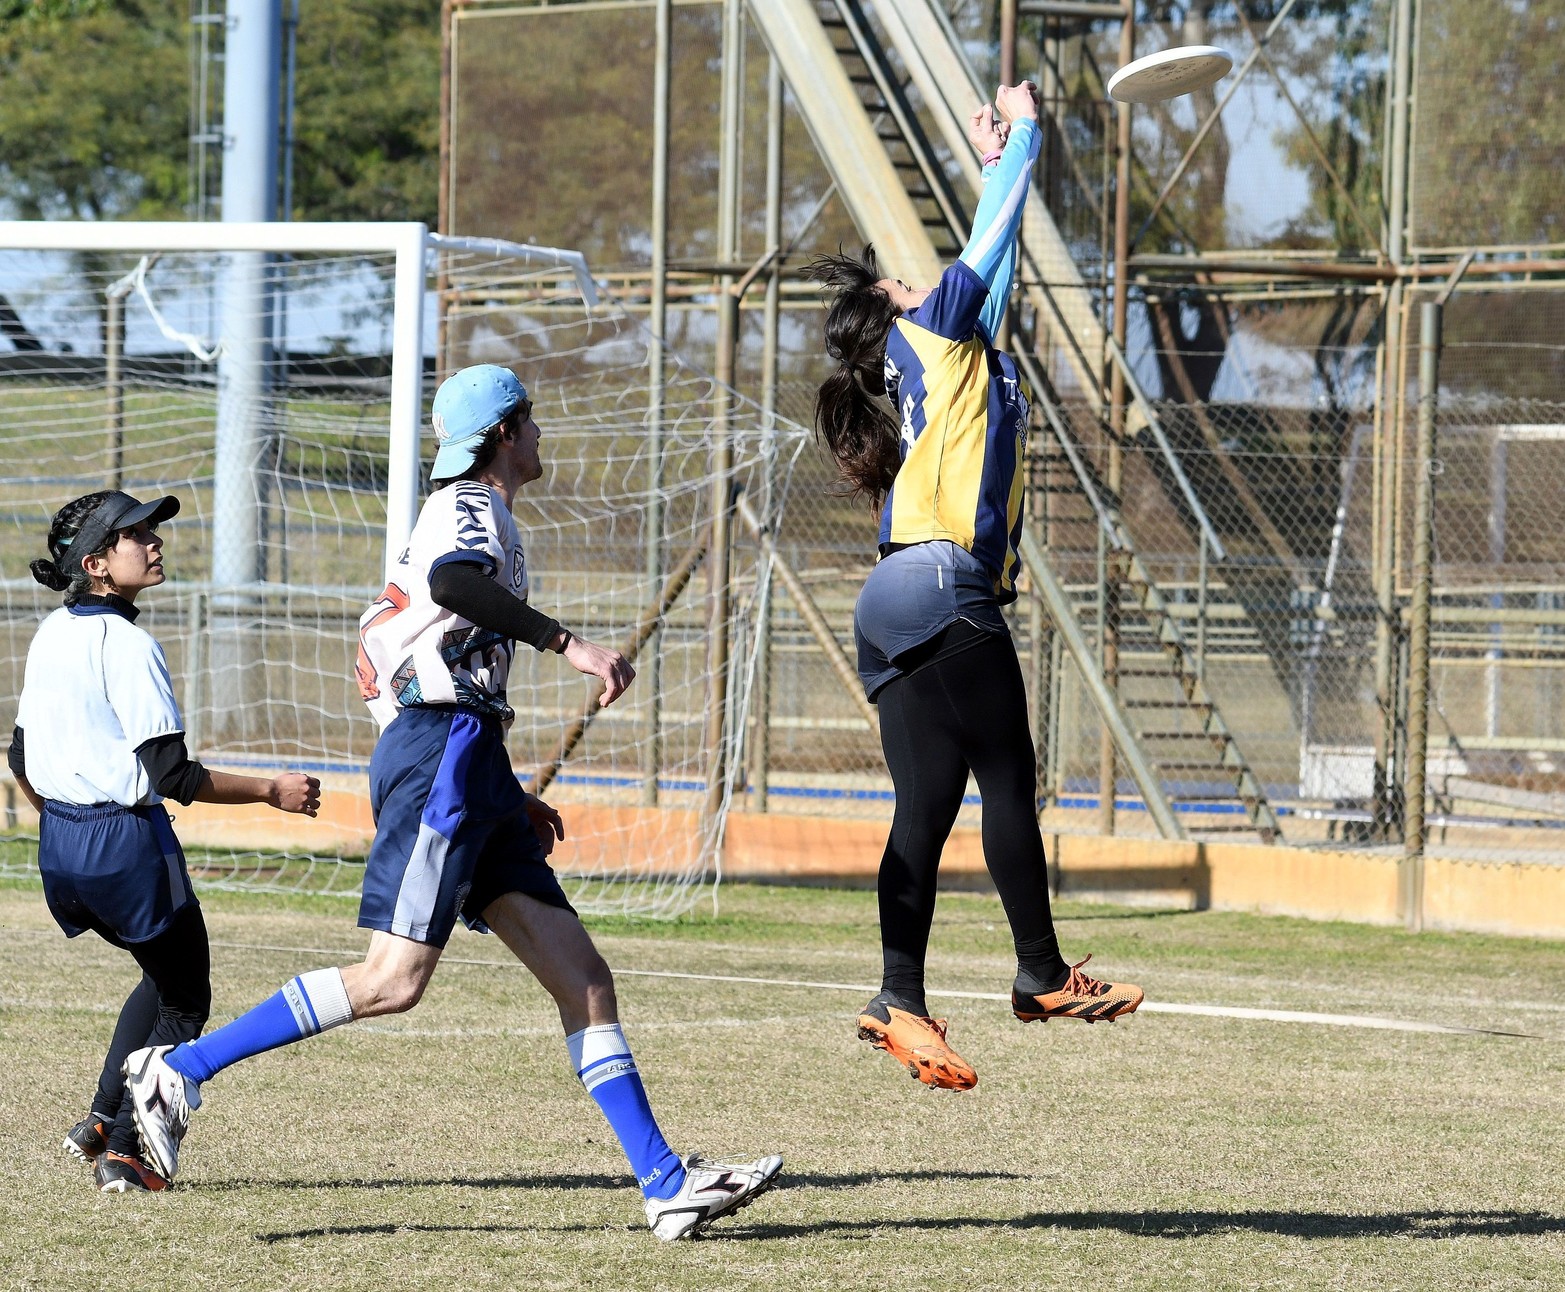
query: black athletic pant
[
  {"left": 83, "top": 902, "right": 211, "bottom": 1157},
  {"left": 874, "top": 620, "right": 1067, "bottom": 1013}
]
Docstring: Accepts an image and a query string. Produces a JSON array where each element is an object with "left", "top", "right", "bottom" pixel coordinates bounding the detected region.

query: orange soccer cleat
[
  {"left": 857, "top": 992, "right": 978, "bottom": 1091},
  {"left": 1012, "top": 955, "right": 1144, "bottom": 1024}
]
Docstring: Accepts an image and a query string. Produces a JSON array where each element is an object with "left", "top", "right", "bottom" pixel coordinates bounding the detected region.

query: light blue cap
[{"left": 430, "top": 364, "right": 528, "bottom": 480}]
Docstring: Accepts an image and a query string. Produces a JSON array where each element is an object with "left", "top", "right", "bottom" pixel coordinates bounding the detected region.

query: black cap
[{"left": 55, "top": 491, "right": 181, "bottom": 579}]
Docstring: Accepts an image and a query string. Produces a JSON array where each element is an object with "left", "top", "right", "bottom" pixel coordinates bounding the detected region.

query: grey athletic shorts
[{"left": 853, "top": 540, "right": 1009, "bottom": 700}]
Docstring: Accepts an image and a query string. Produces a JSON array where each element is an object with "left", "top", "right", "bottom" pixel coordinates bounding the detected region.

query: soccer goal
[{"left": 0, "top": 220, "right": 807, "bottom": 917}]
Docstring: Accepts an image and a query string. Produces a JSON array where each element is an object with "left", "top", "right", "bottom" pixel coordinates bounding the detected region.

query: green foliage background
[{"left": 0, "top": 0, "right": 438, "bottom": 223}]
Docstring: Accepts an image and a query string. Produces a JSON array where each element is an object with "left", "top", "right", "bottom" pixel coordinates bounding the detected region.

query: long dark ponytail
[
  {"left": 804, "top": 246, "right": 904, "bottom": 507},
  {"left": 31, "top": 490, "right": 117, "bottom": 601}
]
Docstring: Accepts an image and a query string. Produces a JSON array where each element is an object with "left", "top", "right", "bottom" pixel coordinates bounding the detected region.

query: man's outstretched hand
[{"left": 563, "top": 634, "right": 636, "bottom": 706}]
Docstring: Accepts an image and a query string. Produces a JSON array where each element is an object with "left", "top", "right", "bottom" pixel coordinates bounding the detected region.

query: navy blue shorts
[
  {"left": 360, "top": 706, "right": 573, "bottom": 948},
  {"left": 37, "top": 800, "right": 197, "bottom": 943},
  {"left": 854, "top": 541, "right": 1009, "bottom": 700}
]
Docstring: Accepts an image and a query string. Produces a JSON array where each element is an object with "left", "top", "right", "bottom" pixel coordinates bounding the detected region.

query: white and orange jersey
[{"left": 355, "top": 481, "right": 529, "bottom": 730}]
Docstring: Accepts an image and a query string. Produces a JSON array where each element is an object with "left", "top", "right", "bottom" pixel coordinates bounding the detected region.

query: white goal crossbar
[{"left": 0, "top": 220, "right": 595, "bottom": 576}]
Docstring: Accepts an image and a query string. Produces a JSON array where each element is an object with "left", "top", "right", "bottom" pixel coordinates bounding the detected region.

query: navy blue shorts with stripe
[
  {"left": 38, "top": 800, "right": 197, "bottom": 943},
  {"left": 360, "top": 706, "right": 573, "bottom": 948}
]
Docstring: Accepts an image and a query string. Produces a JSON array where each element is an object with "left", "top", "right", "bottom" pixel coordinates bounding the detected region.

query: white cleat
[
  {"left": 644, "top": 1152, "right": 783, "bottom": 1241},
  {"left": 123, "top": 1046, "right": 201, "bottom": 1182}
]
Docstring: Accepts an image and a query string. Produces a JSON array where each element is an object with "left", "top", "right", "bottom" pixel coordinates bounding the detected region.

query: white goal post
[{"left": 0, "top": 219, "right": 802, "bottom": 917}]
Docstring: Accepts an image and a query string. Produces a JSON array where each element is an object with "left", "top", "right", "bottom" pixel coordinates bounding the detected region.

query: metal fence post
[
  {"left": 642, "top": 0, "right": 671, "bottom": 807},
  {"left": 1402, "top": 300, "right": 1440, "bottom": 928},
  {"left": 703, "top": 0, "right": 743, "bottom": 826}
]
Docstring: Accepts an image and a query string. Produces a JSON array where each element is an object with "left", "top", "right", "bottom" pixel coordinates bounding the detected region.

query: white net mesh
[{"left": 0, "top": 237, "right": 810, "bottom": 917}]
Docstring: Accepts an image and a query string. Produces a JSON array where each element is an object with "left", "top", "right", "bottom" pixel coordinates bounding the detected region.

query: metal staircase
[
  {"left": 817, "top": 1, "right": 964, "bottom": 263},
  {"left": 1030, "top": 401, "right": 1282, "bottom": 841},
  {"left": 750, "top": 0, "right": 1281, "bottom": 842}
]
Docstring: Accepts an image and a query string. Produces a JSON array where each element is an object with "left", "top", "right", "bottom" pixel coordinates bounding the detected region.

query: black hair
[
  {"left": 430, "top": 408, "right": 520, "bottom": 490},
  {"left": 803, "top": 245, "right": 904, "bottom": 507},
  {"left": 31, "top": 490, "right": 117, "bottom": 602}
]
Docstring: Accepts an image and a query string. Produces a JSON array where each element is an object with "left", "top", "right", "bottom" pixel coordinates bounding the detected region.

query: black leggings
[
  {"left": 874, "top": 621, "right": 1066, "bottom": 1010},
  {"left": 84, "top": 902, "right": 211, "bottom": 1157}
]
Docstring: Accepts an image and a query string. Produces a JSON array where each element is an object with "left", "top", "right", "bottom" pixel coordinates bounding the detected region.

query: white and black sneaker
[
  {"left": 643, "top": 1152, "right": 783, "bottom": 1241},
  {"left": 63, "top": 1115, "right": 109, "bottom": 1164},
  {"left": 123, "top": 1046, "right": 201, "bottom": 1182}
]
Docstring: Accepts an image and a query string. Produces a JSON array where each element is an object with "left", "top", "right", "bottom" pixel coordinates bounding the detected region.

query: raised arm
[{"left": 960, "top": 83, "right": 1042, "bottom": 342}]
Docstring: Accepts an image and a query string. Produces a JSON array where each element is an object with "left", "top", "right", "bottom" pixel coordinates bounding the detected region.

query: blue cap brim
[{"left": 431, "top": 438, "right": 482, "bottom": 481}]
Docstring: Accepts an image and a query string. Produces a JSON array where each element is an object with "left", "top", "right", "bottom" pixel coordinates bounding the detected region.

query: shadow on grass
[
  {"left": 736, "top": 1209, "right": 1565, "bottom": 1241},
  {"left": 216, "top": 1166, "right": 1024, "bottom": 1198},
  {"left": 255, "top": 1208, "right": 1565, "bottom": 1246}
]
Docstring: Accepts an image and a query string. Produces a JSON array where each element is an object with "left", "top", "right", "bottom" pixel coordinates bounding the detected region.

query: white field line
[
  {"left": 187, "top": 940, "right": 1530, "bottom": 1039},
  {"left": 0, "top": 931, "right": 1539, "bottom": 1038}
]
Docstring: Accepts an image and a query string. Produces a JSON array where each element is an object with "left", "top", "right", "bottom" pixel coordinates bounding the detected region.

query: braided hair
[
  {"left": 31, "top": 490, "right": 118, "bottom": 602},
  {"left": 803, "top": 246, "right": 904, "bottom": 508}
]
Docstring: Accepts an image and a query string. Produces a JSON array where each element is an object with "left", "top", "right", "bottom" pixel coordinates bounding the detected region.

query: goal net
[{"left": 0, "top": 223, "right": 809, "bottom": 917}]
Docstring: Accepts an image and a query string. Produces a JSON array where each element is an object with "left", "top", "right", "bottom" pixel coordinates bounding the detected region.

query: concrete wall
[{"left": 7, "top": 773, "right": 1562, "bottom": 940}]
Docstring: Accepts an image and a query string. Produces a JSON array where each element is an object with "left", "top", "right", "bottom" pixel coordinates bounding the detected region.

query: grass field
[{"left": 2, "top": 877, "right": 1562, "bottom": 1291}]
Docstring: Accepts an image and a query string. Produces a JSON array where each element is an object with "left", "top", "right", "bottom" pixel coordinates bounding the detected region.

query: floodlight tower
[{"left": 212, "top": 0, "right": 281, "bottom": 737}]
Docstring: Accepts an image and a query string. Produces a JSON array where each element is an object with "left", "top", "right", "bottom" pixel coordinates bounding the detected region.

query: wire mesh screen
[
  {"left": 1410, "top": 0, "right": 1565, "bottom": 250},
  {"left": 0, "top": 242, "right": 816, "bottom": 915},
  {"left": 995, "top": 0, "right": 1392, "bottom": 261},
  {"left": 448, "top": 0, "right": 862, "bottom": 270}
]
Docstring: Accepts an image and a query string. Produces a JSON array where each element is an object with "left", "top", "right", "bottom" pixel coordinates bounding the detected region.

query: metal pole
[
  {"left": 186, "top": 591, "right": 208, "bottom": 758},
  {"left": 105, "top": 289, "right": 124, "bottom": 489},
  {"left": 1196, "top": 534, "right": 1208, "bottom": 679},
  {"left": 1372, "top": 283, "right": 1403, "bottom": 838},
  {"left": 1402, "top": 314, "right": 1439, "bottom": 934},
  {"left": 1049, "top": 627, "right": 1066, "bottom": 801},
  {"left": 1373, "top": 0, "right": 1414, "bottom": 839},
  {"left": 212, "top": 0, "right": 281, "bottom": 744},
  {"left": 1000, "top": 0, "right": 1018, "bottom": 85},
  {"left": 703, "top": 0, "right": 742, "bottom": 824},
  {"left": 1486, "top": 436, "right": 1505, "bottom": 737},
  {"left": 1100, "top": 8, "right": 1133, "bottom": 835},
  {"left": 1029, "top": 451, "right": 1050, "bottom": 809},
  {"left": 642, "top": 0, "right": 671, "bottom": 807},
  {"left": 750, "top": 55, "right": 784, "bottom": 813}
]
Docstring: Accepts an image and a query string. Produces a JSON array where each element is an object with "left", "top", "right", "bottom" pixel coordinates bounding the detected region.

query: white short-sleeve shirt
[
  {"left": 355, "top": 481, "right": 529, "bottom": 731},
  {"left": 16, "top": 603, "right": 184, "bottom": 806}
]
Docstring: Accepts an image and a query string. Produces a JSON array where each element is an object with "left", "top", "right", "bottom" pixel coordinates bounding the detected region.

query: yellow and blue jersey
[{"left": 878, "top": 116, "right": 1040, "bottom": 603}]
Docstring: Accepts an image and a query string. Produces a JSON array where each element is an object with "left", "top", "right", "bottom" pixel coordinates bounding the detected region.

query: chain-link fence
[{"left": 3, "top": 0, "right": 1561, "bottom": 881}]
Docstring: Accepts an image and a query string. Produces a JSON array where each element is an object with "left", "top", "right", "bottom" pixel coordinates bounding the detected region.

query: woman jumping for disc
[{"left": 805, "top": 82, "right": 1144, "bottom": 1092}]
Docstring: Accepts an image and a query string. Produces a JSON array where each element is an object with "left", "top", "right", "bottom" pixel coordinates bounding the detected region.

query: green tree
[
  {"left": 0, "top": 0, "right": 187, "bottom": 219},
  {"left": 0, "top": 0, "right": 438, "bottom": 223},
  {"left": 287, "top": 0, "right": 438, "bottom": 223}
]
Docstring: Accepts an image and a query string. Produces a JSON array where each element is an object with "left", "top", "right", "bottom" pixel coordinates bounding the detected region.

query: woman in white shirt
[{"left": 8, "top": 489, "right": 320, "bottom": 1193}]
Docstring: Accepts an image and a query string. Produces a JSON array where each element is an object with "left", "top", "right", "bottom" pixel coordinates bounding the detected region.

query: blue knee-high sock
[
  {"left": 569, "top": 1023, "right": 685, "bottom": 1200},
  {"left": 165, "top": 968, "right": 354, "bottom": 1085}
]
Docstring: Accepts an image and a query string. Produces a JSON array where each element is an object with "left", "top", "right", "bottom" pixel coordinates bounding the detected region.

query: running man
[
  {"left": 124, "top": 365, "right": 782, "bottom": 1239},
  {"left": 805, "top": 84, "right": 1144, "bottom": 1091},
  {"left": 10, "top": 489, "right": 320, "bottom": 1192}
]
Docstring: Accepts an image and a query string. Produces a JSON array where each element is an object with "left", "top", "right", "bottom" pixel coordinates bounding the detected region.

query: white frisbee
[{"left": 1107, "top": 44, "right": 1233, "bottom": 104}]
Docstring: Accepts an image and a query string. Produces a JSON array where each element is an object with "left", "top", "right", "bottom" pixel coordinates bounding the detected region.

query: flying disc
[{"left": 1107, "top": 44, "right": 1233, "bottom": 104}]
